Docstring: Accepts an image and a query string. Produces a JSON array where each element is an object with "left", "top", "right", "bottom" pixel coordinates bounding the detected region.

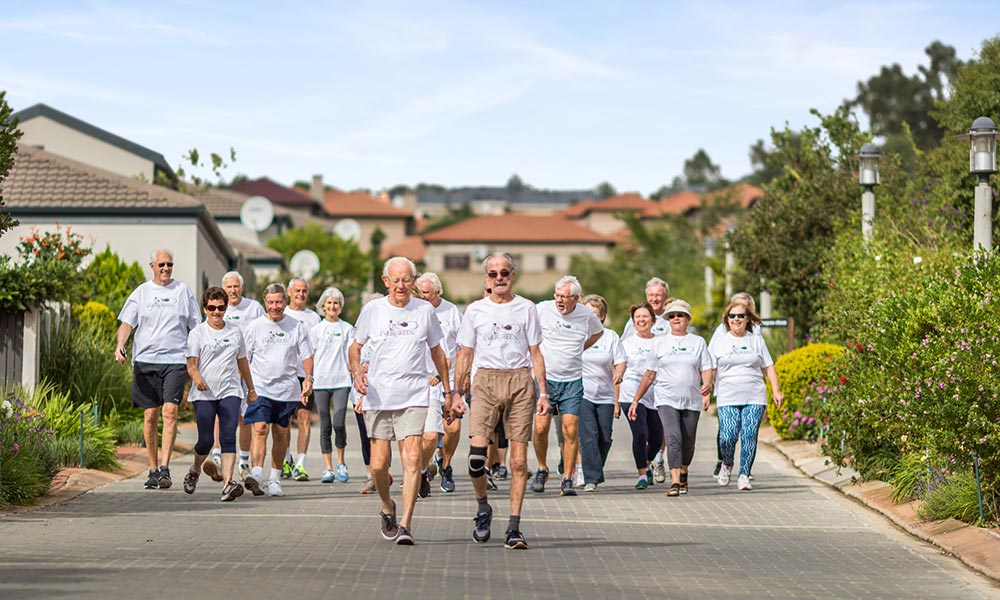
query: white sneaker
[
  {"left": 738, "top": 474, "right": 752, "bottom": 491},
  {"left": 573, "top": 468, "right": 585, "bottom": 488},
  {"left": 267, "top": 479, "right": 285, "bottom": 497},
  {"left": 718, "top": 464, "right": 732, "bottom": 486},
  {"left": 238, "top": 463, "right": 251, "bottom": 481},
  {"left": 584, "top": 483, "right": 597, "bottom": 492},
  {"left": 652, "top": 461, "right": 666, "bottom": 484}
]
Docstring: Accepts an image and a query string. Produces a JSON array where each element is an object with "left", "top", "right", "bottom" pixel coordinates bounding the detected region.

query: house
[
  {"left": 312, "top": 180, "right": 415, "bottom": 254},
  {"left": 561, "top": 193, "right": 662, "bottom": 235},
  {"left": 232, "top": 177, "right": 321, "bottom": 213},
  {"left": 416, "top": 186, "right": 596, "bottom": 218}
]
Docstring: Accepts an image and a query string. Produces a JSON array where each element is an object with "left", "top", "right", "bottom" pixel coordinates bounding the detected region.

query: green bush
[
  {"left": 76, "top": 245, "right": 145, "bottom": 315},
  {"left": 71, "top": 301, "right": 117, "bottom": 338},
  {"left": 18, "top": 382, "right": 119, "bottom": 471},
  {"left": 0, "top": 393, "right": 59, "bottom": 506},
  {"left": 918, "top": 470, "right": 983, "bottom": 524},
  {"left": 769, "top": 342, "right": 844, "bottom": 439}
]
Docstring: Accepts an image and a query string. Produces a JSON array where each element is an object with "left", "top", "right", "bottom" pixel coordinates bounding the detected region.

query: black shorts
[
  {"left": 297, "top": 377, "right": 316, "bottom": 412},
  {"left": 132, "top": 362, "right": 188, "bottom": 409}
]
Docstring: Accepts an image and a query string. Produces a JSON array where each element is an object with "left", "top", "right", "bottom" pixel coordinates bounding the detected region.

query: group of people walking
[{"left": 116, "top": 248, "right": 783, "bottom": 549}]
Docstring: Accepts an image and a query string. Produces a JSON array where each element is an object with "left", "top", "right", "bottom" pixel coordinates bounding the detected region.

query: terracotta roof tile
[
  {"left": 232, "top": 177, "right": 318, "bottom": 208},
  {"left": 658, "top": 190, "right": 703, "bottom": 214},
  {"left": 422, "top": 214, "right": 613, "bottom": 244},
  {"left": 560, "top": 198, "right": 598, "bottom": 218},
  {"left": 381, "top": 235, "right": 426, "bottom": 261},
  {"left": 704, "top": 183, "right": 763, "bottom": 208},
  {"left": 322, "top": 189, "right": 412, "bottom": 218}
]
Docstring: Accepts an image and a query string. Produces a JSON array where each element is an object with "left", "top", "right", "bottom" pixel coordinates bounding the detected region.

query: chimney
[{"left": 311, "top": 174, "right": 324, "bottom": 203}]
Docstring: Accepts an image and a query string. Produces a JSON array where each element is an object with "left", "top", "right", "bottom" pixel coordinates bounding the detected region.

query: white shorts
[
  {"left": 424, "top": 398, "right": 444, "bottom": 434},
  {"left": 364, "top": 407, "right": 427, "bottom": 441}
]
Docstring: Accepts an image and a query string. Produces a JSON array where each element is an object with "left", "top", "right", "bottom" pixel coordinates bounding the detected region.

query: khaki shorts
[
  {"left": 364, "top": 406, "right": 427, "bottom": 441},
  {"left": 469, "top": 367, "right": 535, "bottom": 444}
]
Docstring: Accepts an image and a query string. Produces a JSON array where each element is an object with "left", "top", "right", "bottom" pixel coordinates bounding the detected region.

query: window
[
  {"left": 545, "top": 254, "right": 556, "bottom": 271},
  {"left": 444, "top": 254, "right": 470, "bottom": 270}
]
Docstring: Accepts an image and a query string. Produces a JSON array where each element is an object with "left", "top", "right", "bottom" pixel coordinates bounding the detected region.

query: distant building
[{"left": 416, "top": 186, "right": 596, "bottom": 217}]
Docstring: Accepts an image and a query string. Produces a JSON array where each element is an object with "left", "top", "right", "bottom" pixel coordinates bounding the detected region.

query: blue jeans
[
  {"left": 717, "top": 404, "right": 765, "bottom": 476},
  {"left": 578, "top": 400, "right": 615, "bottom": 484}
]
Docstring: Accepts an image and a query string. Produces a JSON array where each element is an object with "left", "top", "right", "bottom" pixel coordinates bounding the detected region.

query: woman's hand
[
  {"left": 613, "top": 403, "right": 621, "bottom": 419},
  {"left": 701, "top": 394, "right": 711, "bottom": 412},
  {"left": 772, "top": 391, "right": 784, "bottom": 409},
  {"left": 627, "top": 401, "right": 639, "bottom": 421},
  {"left": 246, "top": 389, "right": 258, "bottom": 404},
  {"left": 194, "top": 377, "right": 209, "bottom": 392}
]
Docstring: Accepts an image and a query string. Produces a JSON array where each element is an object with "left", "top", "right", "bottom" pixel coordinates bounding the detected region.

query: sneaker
[
  {"left": 183, "top": 469, "right": 199, "bottom": 495},
  {"left": 531, "top": 468, "right": 549, "bottom": 493},
  {"left": 584, "top": 483, "right": 597, "bottom": 493},
  {"left": 292, "top": 465, "right": 309, "bottom": 482},
  {"left": 486, "top": 471, "right": 498, "bottom": 491},
  {"left": 504, "top": 529, "right": 527, "bottom": 550},
  {"left": 718, "top": 463, "right": 732, "bottom": 486},
  {"left": 573, "top": 467, "right": 585, "bottom": 488},
  {"left": 267, "top": 479, "right": 284, "bottom": 497},
  {"left": 713, "top": 461, "right": 722, "bottom": 478},
  {"left": 360, "top": 476, "right": 376, "bottom": 494},
  {"left": 473, "top": 504, "right": 493, "bottom": 543},
  {"left": 380, "top": 501, "right": 399, "bottom": 540},
  {"left": 336, "top": 463, "right": 350, "bottom": 482},
  {"left": 738, "top": 474, "right": 752, "bottom": 491},
  {"left": 238, "top": 463, "right": 251, "bottom": 481},
  {"left": 433, "top": 449, "right": 444, "bottom": 475},
  {"left": 221, "top": 481, "right": 244, "bottom": 502},
  {"left": 646, "top": 466, "right": 654, "bottom": 486},
  {"left": 496, "top": 465, "right": 508, "bottom": 480},
  {"left": 559, "top": 478, "right": 577, "bottom": 497},
  {"left": 427, "top": 459, "right": 438, "bottom": 481},
  {"left": 749, "top": 474, "right": 754, "bottom": 481},
  {"left": 395, "top": 526, "right": 414, "bottom": 545},
  {"left": 281, "top": 460, "right": 293, "bottom": 479},
  {"left": 419, "top": 470, "right": 431, "bottom": 499},
  {"left": 244, "top": 475, "right": 265, "bottom": 496},
  {"left": 680, "top": 471, "right": 689, "bottom": 495},
  {"left": 211, "top": 452, "right": 222, "bottom": 467},
  {"left": 321, "top": 469, "right": 335, "bottom": 483},
  {"left": 440, "top": 464, "right": 456, "bottom": 493},
  {"left": 202, "top": 458, "right": 223, "bottom": 482},
  {"left": 635, "top": 477, "right": 649, "bottom": 490},
  {"left": 157, "top": 466, "right": 172, "bottom": 489},
  {"left": 557, "top": 457, "right": 564, "bottom": 476},
  {"left": 653, "top": 461, "right": 666, "bottom": 484},
  {"left": 143, "top": 469, "right": 160, "bottom": 489},
  {"left": 667, "top": 483, "right": 681, "bottom": 497}
]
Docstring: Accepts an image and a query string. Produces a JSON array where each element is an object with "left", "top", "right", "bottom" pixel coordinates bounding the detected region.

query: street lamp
[
  {"left": 858, "top": 143, "right": 881, "bottom": 242},
  {"left": 956, "top": 116, "right": 999, "bottom": 251}
]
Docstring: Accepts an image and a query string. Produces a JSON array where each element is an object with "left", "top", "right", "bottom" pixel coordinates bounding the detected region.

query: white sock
[
  {"left": 285, "top": 450, "right": 293, "bottom": 463},
  {"left": 271, "top": 468, "right": 282, "bottom": 482},
  {"left": 211, "top": 447, "right": 221, "bottom": 457},
  {"left": 238, "top": 451, "right": 250, "bottom": 464},
  {"left": 296, "top": 453, "right": 306, "bottom": 467},
  {"left": 653, "top": 450, "right": 663, "bottom": 464},
  {"left": 251, "top": 466, "right": 263, "bottom": 480}
]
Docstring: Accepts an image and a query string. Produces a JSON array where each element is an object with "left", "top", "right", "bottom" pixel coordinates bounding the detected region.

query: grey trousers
[{"left": 657, "top": 406, "right": 701, "bottom": 469}]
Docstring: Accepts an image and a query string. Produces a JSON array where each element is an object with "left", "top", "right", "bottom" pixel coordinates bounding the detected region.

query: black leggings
[
  {"left": 355, "top": 409, "right": 371, "bottom": 466},
  {"left": 626, "top": 404, "right": 663, "bottom": 470},
  {"left": 315, "top": 388, "right": 351, "bottom": 454},
  {"left": 194, "top": 396, "right": 240, "bottom": 455}
]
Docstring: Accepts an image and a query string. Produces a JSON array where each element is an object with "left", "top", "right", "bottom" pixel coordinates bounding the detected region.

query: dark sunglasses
[
  {"left": 157, "top": 262, "right": 174, "bottom": 268},
  {"left": 727, "top": 313, "right": 747, "bottom": 319},
  {"left": 666, "top": 313, "right": 687, "bottom": 319},
  {"left": 487, "top": 269, "right": 511, "bottom": 279},
  {"left": 205, "top": 304, "right": 227, "bottom": 312}
]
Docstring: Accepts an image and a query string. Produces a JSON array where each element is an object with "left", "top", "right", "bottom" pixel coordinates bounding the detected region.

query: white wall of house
[{"left": 17, "top": 117, "right": 156, "bottom": 181}]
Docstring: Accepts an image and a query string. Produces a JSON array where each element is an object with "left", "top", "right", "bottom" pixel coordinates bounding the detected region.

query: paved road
[{"left": 2, "top": 412, "right": 997, "bottom": 599}]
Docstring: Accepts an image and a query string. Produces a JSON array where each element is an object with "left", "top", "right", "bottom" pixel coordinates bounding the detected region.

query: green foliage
[
  {"left": 931, "top": 36, "right": 1000, "bottom": 137},
  {"left": 112, "top": 417, "right": 145, "bottom": 446},
  {"left": 0, "top": 225, "right": 93, "bottom": 311},
  {"left": 769, "top": 343, "right": 844, "bottom": 439},
  {"left": 0, "top": 393, "right": 58, "bottom": 506},
  {"left": 596, "top": 181, "right": 617, "bottom": 199},
  {"left": 888, "top": 452, "right": 927, "bottom": 504},
  {"left": 18, "top": 382, "right": 119, "bottom": 471},
  {"left": 0, "top": 90, "right": 23, "bottom": 239},
  {"left": 77, "top": 245, "right": 146, "bottom": 315},
  {"left": 917, "top": 470, "right": 985, "bottom": 524},
  {"left": 72, "top": 301, "right": 117, "bottom": 337},
  {"left": 176, "top": 146, "right": 237, "bottom": 191}
]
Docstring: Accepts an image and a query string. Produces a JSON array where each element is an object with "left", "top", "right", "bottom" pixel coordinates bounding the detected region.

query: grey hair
[
  {"left": 481, "top": 252, "right": 517, "bottom": 273},
  {"left": 316, "top": 287, "right": 345, "bottom": 314},
  {"left": 263, "top": 282, "right": 288, "bottom": 302},
  {"left": 554, "top": 275, "right": 582, "bottom": 297},
  {"left": 382, "top": 256, "right": 418, "bottom": 278},
  {"left": 361, "top": 292, "right": 384, "bottom": 306},
  {"left": 730, "top": 292, "right": 757, "bottom": 313},
  {"left": 415, "top": 272, "right": 443, "bottom": 294},
  {"left": 645, "top": 277, "right": 669, "bottom": 296},
  {"left": 287, "top": 276, "right": 309, "bottom": 291},
  {"left": 149, "top": 248, "right": 174, "bottom": 262},
  {"left": 221, "top": 271, "right": 243, "bottom": 286},
  {"left": 582, "top": 294, "right": 608, "bottom": 320}
]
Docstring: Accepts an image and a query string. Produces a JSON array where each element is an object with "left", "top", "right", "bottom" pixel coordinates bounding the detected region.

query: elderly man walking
[
  {"left": 349, "top": 257, "right": 452, "bottom": 545},
  {"left": 452, "top": 252, "right": 550, "bottom": 549},
  {"left": 115, "top": 248, "right": 201, "bottom": 490},
  {"left": 282, "top": 277, "right": 322, "bottom": 481},
  {"left": 220, "top": 270, "right": 264, "bottom": 476},
  {"left": 531, "top": 275, "right": 603, "bottom": 496},
  {"left": 621, "top": 277, "right": 671, "bottom": 339}
]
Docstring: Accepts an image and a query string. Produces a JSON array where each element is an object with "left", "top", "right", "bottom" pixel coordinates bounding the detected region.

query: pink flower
[{"left": 12, "top": 443, "right": 20, "bottom": 455}]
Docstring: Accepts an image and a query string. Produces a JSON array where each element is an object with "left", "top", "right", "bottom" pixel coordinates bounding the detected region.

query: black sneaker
[
  {"left": 419, "top": 470, "right": 431, "bottom": 499},
  {"left": 157, "top": 466, "right": 172, "bottom": 489},
  {"left": 504, "top": 529, "right": 527, "bottom": 550},
  {"left": 395, "top": 526, "right": 414, "bottom": 545},
  {"left": 440, "top": 464, "right": 456, "bottom": 493},
  {"left": 496, "top": 465, "right": 508, "bottom": 480},
  {"left": 531, "top": 468, "right": 548, "bottom": 493},
  {"left": 380, "top": 501, "right": 399, "bottom": 541},
  {"left": 713, "top": 461, "right": 722, "bottom": 477},
  {"left": 487, "top": 471, "right": 498, "bottom": 491},
  {"left": 557, "top": 457, "right": 564, "bottom": 476},
  {"left": 183, "top": 469, "right": 199, "bottom": 494},
  {"left": 560, "top": 477, "right": 577, "bottom": 496},
  {"left": 244, "top": 475, "right": 265, "bottom": 496},
  {"left": 473, "top": 504, "right": 493, "bottom": 543},
  {"left": 221, "top": 481, "right": 244, "bottom": 502},
  {"left": 143, "top": 469, "right": 160, "bottom": 489}
]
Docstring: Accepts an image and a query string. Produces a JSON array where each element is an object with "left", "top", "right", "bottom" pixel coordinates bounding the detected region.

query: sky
[{"left": 2, "top": 1, "right": 998, "bottom": 195}]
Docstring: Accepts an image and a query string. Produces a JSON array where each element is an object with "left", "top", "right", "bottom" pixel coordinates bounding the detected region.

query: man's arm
[
  {"left": 583, "top": 330, "right": 603, "bottom": 350},
  {"left": 348, "top": 341, "right": 367, "bottom": 395},
  {"left": 114, "top": 323, "right": 133, "bottom": 364},
  {"left": 528, "top": 344, "right": 549, "bottom": 416},
  {"left": 301, "top": 356, "right": 314, "bottom": 402}
]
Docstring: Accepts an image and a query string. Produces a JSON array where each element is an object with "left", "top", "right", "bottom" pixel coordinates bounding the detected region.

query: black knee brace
[{"left": 468, "top": 445, "right": 488, "bottom": 479}]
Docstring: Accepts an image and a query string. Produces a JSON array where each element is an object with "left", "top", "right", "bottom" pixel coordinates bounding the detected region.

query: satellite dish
[
  {"left": 240, "top": 196, "right": 274, "bottom": 232},
  {"left": 333, "top": 218, "right": 362, "bottom": 242},
  {"left": 289, "top": 249, "right": 321, "bottom": 280},
  {"left": 391, "top": 195, "right": 406, "bottom": 209}
]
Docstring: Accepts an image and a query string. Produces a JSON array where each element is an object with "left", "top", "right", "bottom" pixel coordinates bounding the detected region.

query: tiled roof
[
  {"left": 564, "top": 193, "right": 663, "bottom": 219},
  {"left": 227, "top": 238, "right": 285, "bottom": 262},
  {"left": 705, "top": 183, "right": 763, "bottom": 209},
  {"left": 5, "top": 144, "right": 201, "bottom": 210},
  {"left": 322, "top": 189, "right": 412, "bottom": 219},
  {"left": 193, "top": 187, "right": 250, "bottom": 218},
  {"left": 417, "top": 186, "right": 595, "bottom": 207},
  {"left": 658, "top": 190, "right": 703, "bottom": 214},
  {"left": 560, "top": 198, "right": 598, "bottom": 218},
  {"left": 233, "top": 177, "right": 318, "bottom": 208},
  {"left": 381, "top": 235, "right": 426, "bottom": 261},
  {"left": 422, "top": 214, "right": 613, "bottom": 244}
]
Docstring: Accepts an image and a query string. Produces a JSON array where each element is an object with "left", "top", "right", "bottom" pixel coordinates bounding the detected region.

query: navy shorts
[
  {"left": 546, "top": 378, "right": 584, "bottom": 416},
  {"left": 243, "top": 397, "right": 299, "bottom": 427}
]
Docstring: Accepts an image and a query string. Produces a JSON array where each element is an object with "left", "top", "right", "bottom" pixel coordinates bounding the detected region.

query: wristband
[
  {"left": 539, "top": 393, "right": 549, "bottom": 398},
  {"left": 306, "top": 375, "right": 315, "bottom": 382}
]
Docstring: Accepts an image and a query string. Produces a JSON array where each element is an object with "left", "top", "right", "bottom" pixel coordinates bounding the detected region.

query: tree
[
  {"left": 506, "top": 174, "right": 528, "bottom": 192},
  {"left": 76, "top": 246, "right": 146, "bottom": 315},
  {"left": 175, "top": 147, "right": 237, "bottom": 192},
  {"left": 0, "top": 90, "right": 23, "bottom": 239},
  {"left": 595, "top": 181, "right": 617, "bottom": 199},
  {"left": 420, "top": 202, "right": 474, "bottom": 234},
  {"left": 683, "top": 149, "right": 726, "bottom": 190},
  {"left": 744, "top": 133, "right": 802, "bottom": 186}
]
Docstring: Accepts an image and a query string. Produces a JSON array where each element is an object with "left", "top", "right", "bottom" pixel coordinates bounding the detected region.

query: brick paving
[{"left": 1, "top": 414, "right": 997, "bottom": 599}]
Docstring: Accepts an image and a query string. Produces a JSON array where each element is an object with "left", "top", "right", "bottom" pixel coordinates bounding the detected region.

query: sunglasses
[
  {"left": 487, "top": 269, "right": 511, "bottom": 279},
  {"left": 205, "top": 304, "right": 227, "bottom": 312},
  {"left": 728, "top": 313, "right": 747, "bottom": 319},
  {"left": 666, "top": 313, "right": 688, "bottom": 319},
  {"left": 157, "top": 262, "right": 174, "bottom": 268}
]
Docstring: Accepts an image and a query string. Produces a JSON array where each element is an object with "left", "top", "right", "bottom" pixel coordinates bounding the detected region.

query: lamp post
[
  {"left": 956, "top": 116, "right": 999, "bottom": 252},
  {"left": 858, "top": 144, "right": 881, "bottom": 242}
]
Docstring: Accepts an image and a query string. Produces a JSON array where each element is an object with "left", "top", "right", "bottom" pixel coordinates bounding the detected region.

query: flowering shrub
[
  {"left": 0, "top": 393, "right": 58, "bottom": 506},
  {"left": 0, "top": 224, "right": 92, "bottom": 311},
  {"left": 768, "top": 342, "right": 844, "bottom": 439}
]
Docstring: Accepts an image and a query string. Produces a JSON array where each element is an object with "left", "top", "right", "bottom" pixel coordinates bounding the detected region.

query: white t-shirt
[
  {"left": 284, "top": 307, "right": 322, "bottom": 376},
  {"left": 424, "top": 299, "right": 462, "bottom": 379},
  {"left": 537, "top": 300, "right": 604, "bottom": 383},
  {"left": 646, "top": 333, "right": 714, "bottom": 411},
  {"left": 582, "top": 327, "right": 626, "bottom": 405},
  {"left": 118, "top": 280, "right": 200, "bottom": 364},
  {"left": 621, "top": 335, "right": 656, "bottom": 409},
  {"left": 457, "top": 295, "right": 542, "bottom": 370},
  {"left": 621, "top": 312, "right": 670, "bottom": 340},
  {"left": 223, "top": 297, "right": 265, "bottom": 332},
  {"left": 353, "top": 297, "right": 444, "bottom": 411},
  {"left": 185, "top": 322, "right": 247, "bottom": 402},
  {"left": 245, "top": 315, "right": 314, "bottom": 402},
  {"left": 708, "top": 331, "right": 774, "bottom": 406},
  {"left": 309, "top": 319, "right": 354, "bottom": 390}
]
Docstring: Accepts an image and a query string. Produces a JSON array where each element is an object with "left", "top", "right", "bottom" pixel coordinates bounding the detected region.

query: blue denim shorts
[
  {"left": 546, "top": 378, "right": 584, "bottom": 416},
  {"left": 243, "top": 397, "right": 299, "bottom": 427}
]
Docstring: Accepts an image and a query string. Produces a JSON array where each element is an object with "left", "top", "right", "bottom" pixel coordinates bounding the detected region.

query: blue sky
[{"left": 2, "top": 2, "right": 997, "bottom": 195}]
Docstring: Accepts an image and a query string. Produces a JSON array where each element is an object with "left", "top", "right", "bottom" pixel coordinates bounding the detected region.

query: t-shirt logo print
[
  {"left": 485, "top": 322, "right": 521, "bottom": 345},
  {"left": 379, "top": 320, "right": 418, "bottom": 337},
  {"left": 145, "top": 296, "right": 174, "bottom": 311},
  {"left": 264, "top": 330, "right": 288, "bottom": 345}
]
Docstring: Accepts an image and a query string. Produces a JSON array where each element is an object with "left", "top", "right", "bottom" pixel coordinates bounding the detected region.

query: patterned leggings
[{"left": 717, "top": 404, "right": 765, "bottom": 477}]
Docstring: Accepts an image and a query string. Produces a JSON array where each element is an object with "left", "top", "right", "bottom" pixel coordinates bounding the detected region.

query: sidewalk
[{"left": 759, "top": 425, "right": 1000, "bottom": 583}]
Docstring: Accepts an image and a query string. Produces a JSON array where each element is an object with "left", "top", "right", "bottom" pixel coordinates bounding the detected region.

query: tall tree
[
  {"left": 683, "top": 149, "right": 726, "bottom": 190},
  {"left": 0, "top": 91, "right": 23, "bottom": 239},
  {"left": 596, "top": 181, "right": 617, "bottom": 199}
]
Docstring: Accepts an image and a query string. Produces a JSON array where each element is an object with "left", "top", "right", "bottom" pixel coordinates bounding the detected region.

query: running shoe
[
  {"left": 267, "top": 479, "right": 284, "bottom": 497},
  {"left": 395, "top": 526, "right": 414, "bottom": 545},
  {"left": 427, "top": 459, "right": 438, "bottom": 481},
  {"left": 143, "top": 469, "right": 160, "bottom": 490},
  {"left": 360, "top": 476, "right": 376, "bottom": 494},
  {"left": 557, "top": 457, "right": 564, "bottom": 476},
  {"left": 336, "top": 463, "right": 350, "bottom": 483},
  {"left": 440, "top": 464, "right": 456, "bottom": 493},
  {"left": 380, "top": 500, "right": 399, "bottom": 540},
  {"left": 573, "top": 467, "right": 585, "bottom": 488},
  {"left": 486, "top": 471, "right": 498, "bottom": 491},
  {"left": 157, "top": 466, "right": 172, "bottom": 489},
  {"left": 244, "top": 474, "right": 265, "bottom": 496},
  {"left": 473, "top": 504, "right": 493, "bottom": 543},
  {"left": 496, "top": 465, "right": 508, "bottom": 480},
  {"left": 667, "top": 483, "right": 681, "bottom": 497},
  {"left": 652, "top": 461, "right": 666, "bottom": 484},
  {"left": 531, "top": 468, "right": 549, "bottom": 493},
  {"left": 211, "top": 452, "right": 222, "bottom": 467},
  {"left": 646, "top": 466, "right": 654, "bottom": 486},
  {"left": 281, "top": 460, "right": 293, "bottom": 479},
  {"left": 221, "top": 481, "right": 244, "bottom": 502},
  {"left": 202, "top": 458, "right": 223, "bottom": 482},
  {"left": 433, "top": 449, "right": 444, "bottom": 475},
  {"left": 183, "top": 469, "right": 199, "bottom": 495},
  {"left": 559, "top": 478, "right": 577, "bottom": 497},
  {"left": 634, "top": 477, "right": 649, "bottom": 490},
  {"left": 292, "top": 465, "right": 309, "bottom": 482},
  {"left": 713, "top": 461, "right": 722, "bottom": 478},
  {"left": 321, "top": 469, "right": 335, "bottom": 483},
  {"left": 419, "top": 470, "right": 431, "bottom": 499},
  {"left": 584, "top": 483, "right": 597, "bottom": 492},
  {"left": 679, "top": 471, "right": 689, "bottom": 495},
  {"left": 738, "top": 474, "right": 752, "bottom": 491},
  {"left": 718, "top": 463, "right": 732, "bottom": 486},
  {"left": 504, "top": 529, "right": 527, "bottom": 550},
  {"left": 238, "top": 463, "right": 251, "bottom": 481}
]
